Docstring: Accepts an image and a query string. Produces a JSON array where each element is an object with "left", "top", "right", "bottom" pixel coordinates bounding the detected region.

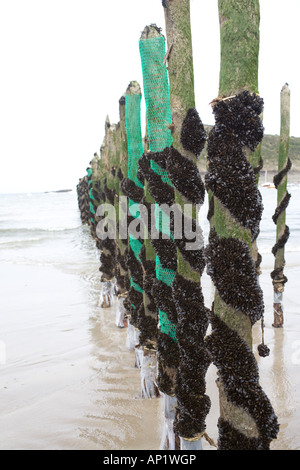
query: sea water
[{"left": 0, "top": 188, "right": 299, "bottom": 450}]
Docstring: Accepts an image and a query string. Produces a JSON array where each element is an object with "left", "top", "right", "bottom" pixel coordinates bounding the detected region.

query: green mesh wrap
[
  {"left": 125, "top": 94, "right": 144, "bottom": 188},
  {"left": 130, "top": 235, "right": 143, "bottom": 262},
  {"left": 155, "top": 203, "right": 174, "bottom": 238},
  {"left": 125, "top": 92, "right": 144, "bottom": 299},
  {"left": 89, "top": 201, "right": 95, "bottom": 215},
  {"left": 150, "top": 160, "right": 173, "bottom": 186},
  {"left": 159, "top": 310, "right": 177, "bottom": 342},
  {"left": 89, "top": 188, "right": 94, "bottom": 200},
  {"left": 139, "top": 34, "right": 177, "bottom": 341},
  {"left": 128, "top": 198, "right": 142, "bottom": 219},
  {"left": 139, "top": 36, "right": 173, "bottom": 152},
  {"left": 156, "top": 257, "right": 175, "bottom": 287},
  {"left": 130, "top": 277, "right": 143, "bottom": 294}
]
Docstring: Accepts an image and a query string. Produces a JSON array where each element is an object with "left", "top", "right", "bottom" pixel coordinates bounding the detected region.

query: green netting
[
  {"left": 150, "top": 160, "right": 173, "bottom": 186},
  {"left": 139, "top": 35, "right": 177, "bottom": 340},
  {"left": 128, "top": 198, "right": 142, "bottom": 219},
  {"left": 130, "top": 235, "right": 143, "bottom": 263},
  {"left": 156, "top": 256, "right": 175, "bottom": 287},
  {"left": 87, "top": 169, "right": 95, "bottom": 220},
  {"left": 89, "top": 201, "right": 95, "bottom": 215},
  {"left": 154, "top": 203, "right": 173, "bottom": 238},
  {"left": 159, "top": 309, "right": 177, "bottom": 342},
  {"left": 139, "top": 36, "right": 173, "bottom": 152},
  {"left": 125, "top": 93, "right": 144, "bottom": 188},
  {"left": 130, "top": 277, "right": 143, "bottom": 294},
  {"left": 125, "top": 91, "right": 144, "bottom": 301},
  {"left": 89, "top": 188, "right": 94, "bottom": 200}
]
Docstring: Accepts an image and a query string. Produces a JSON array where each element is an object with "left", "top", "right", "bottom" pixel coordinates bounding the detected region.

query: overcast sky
[{"left": 0, "top": 0, "right": 299, "bottom": 194}]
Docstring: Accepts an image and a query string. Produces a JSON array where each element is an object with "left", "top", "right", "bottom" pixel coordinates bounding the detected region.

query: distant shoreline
[
  {"left": 258, "top": 169, "right": 300, "bottom": 185},
  {"left": 44, "top": 189, "right": 73, "bottom": 193}
]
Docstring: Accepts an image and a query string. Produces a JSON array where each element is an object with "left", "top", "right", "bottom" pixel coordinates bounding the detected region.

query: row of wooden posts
[{"left": 76, "top": 0, "right": 291, "bottom": 451}]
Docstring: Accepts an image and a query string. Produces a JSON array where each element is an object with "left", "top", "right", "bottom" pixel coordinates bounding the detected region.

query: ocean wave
[
  {"left": 0, "top": 237, "right": 49, "bottom": 248},
  {"left": 259, "top": 245, "right": 300, "bottom": 255},
  {"left": 0, "top": 226, "right": 81, "bottom": 235},
  {"left": 0, "top": 226, "right": 84, "bottom": 250}
]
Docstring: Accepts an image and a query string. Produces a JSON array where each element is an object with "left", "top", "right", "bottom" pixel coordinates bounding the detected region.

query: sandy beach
[
  {"left": 0, "top": 260, "right": 165, "bottom": 450},
  {"left": 0, "top": 190, "right": 299, "bottom": 451},
  {"left": 0, "top": 251, "right": 299, "bottom": 450}
]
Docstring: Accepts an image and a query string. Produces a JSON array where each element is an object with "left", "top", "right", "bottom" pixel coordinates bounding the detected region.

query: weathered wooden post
[
  {"left": 76, "top": 175, "right": 90, "bottom": 224},
  {"left": 89, "top": 153, "right": 101, "bottom": 245},
  {"left": 162, "top": 0, "right": 211, "bottom": 450},
  {"left": 122, "top": 81, "right": 146, "bottom": 366},
  {"left": 271, "top": 83, "right": 291, "bottom": 328},
  {"left": 98, "top": 116, "right": 118, "bottom": 308},
  {"left": 115, "top": 94, "right": 130, "bottom": 328},
  {"left": 204, "top": 0, "right": 279, "bottom": 449},
  {"left": 138, "top": 22, "right": 179, "bottom": 447}
]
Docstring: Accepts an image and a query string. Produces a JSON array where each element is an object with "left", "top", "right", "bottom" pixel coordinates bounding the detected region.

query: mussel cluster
[{"left": 204, "top": 91, "right": 279, "bottom": 449}]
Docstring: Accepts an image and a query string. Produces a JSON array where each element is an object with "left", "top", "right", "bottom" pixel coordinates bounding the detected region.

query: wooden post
[
  {"left": 271, "top": 83, "right": 291, "bottom": 328},
  {"left": 204, "top": 0, "right": 279, "bottom": 449},
  {"left": 138, "top": 22, "right": 179, "bottom": 446},
  {"left": 98, "top": 116, "right": 117, "bottom": 307},
  {"left": 162, "top": 0, "right": 210, "bottom": 449}
]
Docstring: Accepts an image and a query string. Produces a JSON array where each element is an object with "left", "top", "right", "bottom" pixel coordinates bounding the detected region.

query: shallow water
[{"left": 0, "top": 189, "right": 299, "bottom": 450}]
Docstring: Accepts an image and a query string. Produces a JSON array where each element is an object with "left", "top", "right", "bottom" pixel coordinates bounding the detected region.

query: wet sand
[{"left": 0, "top": 251, "right": 299, "bottom": 450}]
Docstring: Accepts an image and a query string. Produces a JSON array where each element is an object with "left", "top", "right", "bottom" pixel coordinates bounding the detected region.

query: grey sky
[{"left": 0, "top": 0, "right": 299, "bottom": 194}]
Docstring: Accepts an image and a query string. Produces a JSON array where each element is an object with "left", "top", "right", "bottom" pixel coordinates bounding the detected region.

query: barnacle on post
[
  {"left": 257, "top": 343, "right": 270, "bottom": 358},
  {"left": 180, "top": 108, "right": 207, "bottom": 158},
  {"left": 205, "top": 229, "right": 264, "bottom": 325},
  {"left": 163, "top": 107, "right": 211, "bottom": 442},
  {"left": 138, "top": 152, "right": 175, "bottom": 206},
  {"left": 205, "top": 91, "right": 279, "bottom": 449},
  {"left": 120, "top": 177, "right": 144, "bottom": 203},
  {"left": 172, "top": 273, "right": 211, "bottom": 438},
  {"left": 205, "top": 127, "right": 263, "bottom": 241},
  {"left": 206, "top": 313, "right": 279, "bottom": 449},
  {"left": 166, "top": 147, "right": 205, "bottom": 204}
]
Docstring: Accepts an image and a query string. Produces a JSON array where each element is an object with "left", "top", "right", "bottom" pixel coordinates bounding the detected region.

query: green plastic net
[
  {"left": 89, "top": 201, "right": 95, "bottom": 215},
  {"left": 125, "top": 93, "right": 144, "bottom": 189},
  {"left": 156, "top": 257, "right": 175, "bottom": 287},
  {"left": 139, "top": 36, "right": 173, "bottom": 152},
  {"left": 130, "top": 235, "right": 143, "bottom": 263},
  {"left": 125, "top": 92, "right": 144, "bottom": 297},
  {"left": 89, "top": 187, "right": 94, "bottom": 200},
  {"left": 154, "top": 203, "right": 174, "bottom": 238},
  {"left": 159, "top": 310, "right": 177, "bottom": 342},
  {"left": 139, "top": 34, "right": 177, "bottom": 342}
]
